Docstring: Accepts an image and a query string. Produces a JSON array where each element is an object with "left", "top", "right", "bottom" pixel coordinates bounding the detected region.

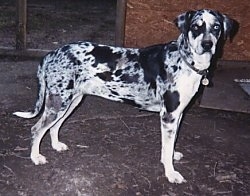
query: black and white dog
[{"left": 14, "top": 9, "right": 235, "bottom": 183}]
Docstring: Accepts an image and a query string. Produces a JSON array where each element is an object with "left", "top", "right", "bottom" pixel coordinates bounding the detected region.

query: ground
[{"left": 0, "top": 1, "right": 250, "bottom": 195}]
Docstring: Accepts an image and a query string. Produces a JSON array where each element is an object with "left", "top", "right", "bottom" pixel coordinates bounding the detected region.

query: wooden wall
[{"left": 124, "top": 0, "right": 250, "bottom": 61}]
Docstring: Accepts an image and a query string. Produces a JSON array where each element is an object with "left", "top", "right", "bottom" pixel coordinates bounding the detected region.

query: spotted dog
[{"left": 14, "top": 9, "right": 235, "bottom": 183}]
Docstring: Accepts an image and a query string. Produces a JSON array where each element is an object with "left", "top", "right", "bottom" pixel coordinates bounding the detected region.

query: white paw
[
  {"left": 52, "top": 142, "right": 69, "bottom": 152},
  {"left": 174, "top": 151, "right": 183, "bottom": 161},
  {"left": 166, "top": 170, "right": 186, "bottom": 184},
  {"left": 31, "top": 153, "right": 48, "bottom": 165}
]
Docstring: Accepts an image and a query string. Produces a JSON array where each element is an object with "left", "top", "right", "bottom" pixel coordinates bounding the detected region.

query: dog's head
[{"left": 175, "top": 9, "right": 236, "bottom": 56}]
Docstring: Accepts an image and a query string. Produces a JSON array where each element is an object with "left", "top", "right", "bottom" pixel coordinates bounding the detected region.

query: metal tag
[{"left": 202, "top": 77, "right": 209, "bottom": 86}]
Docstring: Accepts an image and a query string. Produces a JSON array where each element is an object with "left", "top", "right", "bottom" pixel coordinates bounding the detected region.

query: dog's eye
[
  {"left": 213, "top": 24, "right": 221, "bottom": 30},
  {"left": 192, "top": 24, "right": 199, "bottom": 31}
]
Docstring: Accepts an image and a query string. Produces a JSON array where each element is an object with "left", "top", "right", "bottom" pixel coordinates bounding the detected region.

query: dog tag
[{"left": 202, "top": 77, "right": 209, "bottom": 86}]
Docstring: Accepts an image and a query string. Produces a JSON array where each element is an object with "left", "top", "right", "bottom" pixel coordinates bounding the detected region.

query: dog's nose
[{"left": 201, "top": 40, "right": 213, "bottom": 51}]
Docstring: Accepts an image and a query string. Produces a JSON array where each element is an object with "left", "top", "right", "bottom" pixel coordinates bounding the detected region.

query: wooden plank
[
  {"left": 218, "top": 60, "right": 250, "bottom": 69},
  {"left": 125, "top": 0, "right": 250, "bottom": 61},
  {"left": 115, "top": 0, "right": 127, "bottom": 46},
  {"left": 16, "top": 0, "right": 27, "bottom": 50},
  {"left": 0, "top": 47, "right": 50, "bottom": 58}
]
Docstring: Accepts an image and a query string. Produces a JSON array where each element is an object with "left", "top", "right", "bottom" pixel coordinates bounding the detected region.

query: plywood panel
[
  {"left": 125, "top": 0, "right": 250, "bottom": 61},
  {"left": 200, "top": 67, "right": 250, "bottom": 113}
]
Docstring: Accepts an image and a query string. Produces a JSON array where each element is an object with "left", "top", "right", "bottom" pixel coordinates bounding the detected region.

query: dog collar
[{"left": 179, "top": 50, "right": 209, "bottom": 86}]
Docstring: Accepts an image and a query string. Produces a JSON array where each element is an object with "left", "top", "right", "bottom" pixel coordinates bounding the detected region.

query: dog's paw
[
  {"left": 31, "top": 153, "right": 48, "bottom": 165},
  {"left": 174, "top": 151, "right": 183, "bottom": 161},
  {"left": 166, "top": 170, "right": 186, "bottom": 184},
  {"left": 52, "top": 142, "right": 69, "bottom": 152}
]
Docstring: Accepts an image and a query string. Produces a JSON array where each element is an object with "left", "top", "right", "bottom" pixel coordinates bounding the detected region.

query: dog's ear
[
  {"left": 174, "top": 11, "right": 196, "bottom": 35},
  {"left": 222, "top": 14, "right": 239, "bottom": 41}
]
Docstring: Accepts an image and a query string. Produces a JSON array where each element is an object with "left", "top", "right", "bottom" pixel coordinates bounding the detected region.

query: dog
[{"left": 14, "top": 9, "right": 235, "bottom": 183}]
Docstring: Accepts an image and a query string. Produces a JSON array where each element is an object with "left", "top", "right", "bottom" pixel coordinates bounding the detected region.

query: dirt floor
[{"left": 0, "top": 1, "right": 250, "bottom": 196}]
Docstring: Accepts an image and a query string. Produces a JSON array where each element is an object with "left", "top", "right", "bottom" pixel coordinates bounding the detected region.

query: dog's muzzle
[{"left": 201, "top": 40, "right": 213, "bottom": 52}]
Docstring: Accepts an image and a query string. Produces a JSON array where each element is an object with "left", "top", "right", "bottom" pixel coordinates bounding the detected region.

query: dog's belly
[{"left": 82, "top": 79, "right": 162, "bottom": 112}]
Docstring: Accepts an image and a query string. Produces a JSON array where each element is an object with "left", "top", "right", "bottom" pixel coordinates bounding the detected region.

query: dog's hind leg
[
  {"left": 30, "top": 93, "right": 72, "bottom": 165},
  {"left": 49, "top": 94, "right": 84, "bottom": 152}
]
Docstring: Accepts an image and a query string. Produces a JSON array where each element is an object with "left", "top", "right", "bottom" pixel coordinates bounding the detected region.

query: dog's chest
[{"left": 177, "top": 71, "right": 201, "bottom": 93}]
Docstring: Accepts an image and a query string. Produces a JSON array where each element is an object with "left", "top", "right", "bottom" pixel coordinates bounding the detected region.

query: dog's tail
[{"left": 13, "top": 64, "right": 46, "bottom": 119}]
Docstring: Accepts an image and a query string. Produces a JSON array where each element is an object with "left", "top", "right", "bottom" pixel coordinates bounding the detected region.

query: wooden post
[
  {"left": 16, "top": 0, "right": 27, "bottom": 50},
  {"left": 115, "top": 0, "right": 127, "bottom": 47}
]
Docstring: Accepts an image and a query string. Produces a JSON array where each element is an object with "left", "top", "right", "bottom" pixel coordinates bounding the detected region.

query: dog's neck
[{"left": 177, "top": 35, "right": 210, "bottom": 76}]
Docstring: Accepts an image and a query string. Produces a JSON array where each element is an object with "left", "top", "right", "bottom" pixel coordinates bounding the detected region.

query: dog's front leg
[{"left": 160, "top": 107, "right": 186, "bottom": 184}]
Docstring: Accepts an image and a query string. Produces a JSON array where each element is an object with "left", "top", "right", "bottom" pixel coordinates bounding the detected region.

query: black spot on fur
[
  {"left": 83, "top": 42, "right": 89, "bottom": 46},
  {"left": 115, "top": 69, "right": 123, "bottom": 77},
  {"left": 162, "top": 112, "right": 175, "bottom": 124},
  {"left": 134, "top": 63, "right": 140, "bottom": 70},
  {"left": 149, "top": 80, "right": 157, "bottom": 95},
  {"left": 87, "top": 46, "right": 122, "bottom": 70},
  {"left": 96, "top": 71, "right": 112, "bottom": 82},
  {"left": 46, "top": 51, "right": 56, "bottom": 59},
  {"left": 120, "top": 73, "right": 139, "bottom": 83},
  {"left": 75, "top": 74, "right": 80, "bottom": 80},
  {"left": 172, "top": 65, "right": 178, "bottom": 72},
  {"left": 139, "top": 44, "right": 167, "bottom": 89},
  {"left": 68, "top": 94, "right": 73, "bottom": 100},
  {"left": 61, "top": 45, "right": 71, "bottom": 52},
  {"left": 67, "top": 52, "right": 81, "bottom": 66},
  {"left": 163, "top": 90, "right": 180, "bottom": 113},
  {"left": 126, "top": 50, "right": 138, "bottom": 61},
  {"left": 168, "top": 41, "right": 178, "bottom": 52},
  {"left": 83, "top": 57, "right": 91, "bottom": 62},
  {"left": 75, "top": 60, "right": 82, "bottom": 65},
  {"left": 66, "top": 80, "right": 74, "bottom": 89},
  {"left": 62, "top": 94, "right": 74, "bottom": 108},
  {"left": 177, "top": 57, "right": 181, "bottom": 63},
  {"left": 110, "top": 90, "right": 119, "bottom": 96}
]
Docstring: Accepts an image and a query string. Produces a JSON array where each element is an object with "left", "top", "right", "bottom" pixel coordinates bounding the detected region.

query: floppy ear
[
  {"left": 222, "top": 14, "right": 239, "bottom": 41},
  {"left": 174, "top": 11, "right": 196, "bottom": 35}
]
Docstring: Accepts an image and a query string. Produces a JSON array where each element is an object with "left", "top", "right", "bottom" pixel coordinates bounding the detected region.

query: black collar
[
  {"left": 177, "top": 36, "right": 209, "bottom": 76},
  {"left": 179, "top": 50, "right": 209, "bottom": 76},
  {"left": 180, "top": 50, "right": 210, "bottom": 86},
  {"left": 177, "top": 35, "right": 210, "bottom": 86}
]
